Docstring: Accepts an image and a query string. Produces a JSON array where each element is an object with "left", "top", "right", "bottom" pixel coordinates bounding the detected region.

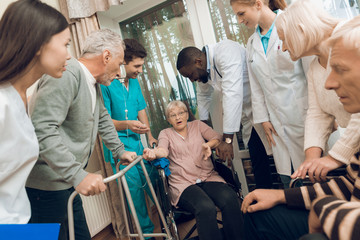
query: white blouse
[{"left": 0, "top": 83, "right": 39, "bottom": 223}]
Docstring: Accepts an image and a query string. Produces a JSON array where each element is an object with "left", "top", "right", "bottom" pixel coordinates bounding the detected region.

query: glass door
[{"left": 120, "top": 0, "right": 197, "bottom": 137}]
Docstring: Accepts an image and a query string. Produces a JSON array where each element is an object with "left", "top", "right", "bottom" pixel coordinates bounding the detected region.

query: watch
[{"left": 224, "top": 137, "right": 232, "bottom": 144}]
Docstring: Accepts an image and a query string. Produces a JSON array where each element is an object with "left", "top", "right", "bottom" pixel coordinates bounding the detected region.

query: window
[
  {"left": 120, "top": 0, "right": 197, "bottom": 137},
  {"left": 207, "top": 0, "right": 254, "bottom": 45},
  {"left": 287, "top": 0, "right": 359, "bottom": 18},
  {"left": 322, "top": 0, "right": 359, "bottom": 18}
]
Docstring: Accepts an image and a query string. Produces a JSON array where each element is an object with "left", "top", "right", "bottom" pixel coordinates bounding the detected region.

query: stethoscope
[{"left": 115, "top": 65, "right": 154, "bottom": 187}]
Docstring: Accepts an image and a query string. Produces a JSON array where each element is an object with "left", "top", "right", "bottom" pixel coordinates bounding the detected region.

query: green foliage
[{"left": 119, "top": 0, "right": 253, "bottom": 138}]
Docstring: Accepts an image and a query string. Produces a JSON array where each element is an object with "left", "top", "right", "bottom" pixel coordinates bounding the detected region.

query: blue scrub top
[
  {"left": 101, "top": 78, "right": 147, "bottom": 155},
  {"left": 257, "top": 10, "right": 278, "bottom": 54}
]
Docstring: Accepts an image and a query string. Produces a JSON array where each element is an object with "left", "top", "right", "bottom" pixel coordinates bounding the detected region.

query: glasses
[
  {"left": 114, "top": 65, "right": 127, "bottom": 82},
  {"left": 169, "top": 111, "right": 187, "bottom": 119}
]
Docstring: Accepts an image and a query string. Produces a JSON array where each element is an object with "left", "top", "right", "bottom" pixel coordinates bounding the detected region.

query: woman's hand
[
  {"left": 143, "top": 148, "right": 156, "bottom": 161},
  {"left": 292, "top": 155, "right": 344, "bottom": 182},
  {"left": 128, "top": 120, "right": 149, "bottom": 134},
  {"left": 262, "top": 121, "right": 278, "bottom": 147},
  {"left": 201, "top": 143, "right": 212, "bottom": 161}
]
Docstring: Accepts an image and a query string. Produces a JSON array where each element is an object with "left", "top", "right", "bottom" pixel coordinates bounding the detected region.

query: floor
[
  {"left": 92, "top": 206, "right": 221, "bottom": 240},
  {"left": 91, "top": 225, "right": 117, "bottom": 240},
  {"left": 91, "top": 207, "right": 166, "bottom": 240}
]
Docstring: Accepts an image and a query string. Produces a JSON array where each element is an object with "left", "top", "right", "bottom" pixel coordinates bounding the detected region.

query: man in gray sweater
[{"left": 26, "top": 29, "right": 136, "bottom": 240}]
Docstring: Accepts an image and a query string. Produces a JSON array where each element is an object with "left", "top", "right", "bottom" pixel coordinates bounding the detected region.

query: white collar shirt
[{"left": 78, "top": 61, "right": 96, "bottom": 114}]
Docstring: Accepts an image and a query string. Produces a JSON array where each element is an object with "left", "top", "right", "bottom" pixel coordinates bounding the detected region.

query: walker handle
[{"left": 67, "top": 155, "right": 143, "bottom": 240}]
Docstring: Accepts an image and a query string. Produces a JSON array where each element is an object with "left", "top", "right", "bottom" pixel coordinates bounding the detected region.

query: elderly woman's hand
[
  {"left": 291, "top": 155, "right": 344, "bottom": 183},
  {"left": 201, "top": 143, "right": 212, "bottom": 161},
  {"left": 143, "top": 148, "right": 156, "bottom": 161}
]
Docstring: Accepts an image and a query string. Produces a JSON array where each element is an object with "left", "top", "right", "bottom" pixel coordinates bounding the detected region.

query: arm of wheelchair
[
  {"left": 155, "top": 167, "right": 173, "bottom": 215},
  {"left": 289, "top": 167, "right": 347, "bottom": 188},
  {"left": 212, "top": 157, "right": 243, "bottom": 199}
]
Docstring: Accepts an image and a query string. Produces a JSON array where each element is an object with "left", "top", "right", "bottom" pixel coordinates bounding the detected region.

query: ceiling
[{"left": 97, "top": 0, "right": 166, "bottom": 23}]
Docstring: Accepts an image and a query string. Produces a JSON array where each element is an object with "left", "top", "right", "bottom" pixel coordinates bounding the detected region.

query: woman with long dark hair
[{"left": 0, "top": 0, "right": 70, "bottom": 223}]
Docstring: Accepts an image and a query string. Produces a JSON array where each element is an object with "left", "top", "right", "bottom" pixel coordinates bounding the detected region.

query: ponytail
[
  {"left": 230, "top": 0, "right": 287, "bottom": 11},
  {"left": 269, "top": 0, "right": 287, "bottom": 11}
]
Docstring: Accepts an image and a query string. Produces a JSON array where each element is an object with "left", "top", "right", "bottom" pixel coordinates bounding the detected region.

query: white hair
[
  {"left": 276, "top": 0, "right": 340, "bottom": 60},
  {"left": 327, "top": 15, "right": 360, "bottom": 56},
  {"left": 81, "top": 29, "right": 124, "bottom": 57},
  {"left": 165, "top": 101, "right": 187, "bottom": 119}
]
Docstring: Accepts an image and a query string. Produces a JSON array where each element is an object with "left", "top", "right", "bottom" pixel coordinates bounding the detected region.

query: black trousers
[
  {"left": 244, "top": 204, "right": 309, "bottom": 240},
  {"left": 177, "top": 181, "right": 243, "bottom": 240},
  {"left": 248, "top": 127, "right": 273, "bottom": 189},
  {"left": 300, "top": 233, "right": 329, "bottom": 240},
  {"left": 26, "top": 187, "right": 91, "bottom": 240}
]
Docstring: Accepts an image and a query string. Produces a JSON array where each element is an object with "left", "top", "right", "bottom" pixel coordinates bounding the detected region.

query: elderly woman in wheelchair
[{"left": 143, "top": 100, "right": 243, "bottom": 240}]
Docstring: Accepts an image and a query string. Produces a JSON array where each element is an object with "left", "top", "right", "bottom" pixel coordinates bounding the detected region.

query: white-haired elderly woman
[
  {"left": 275, "top": 0, "right": 360, "bottom": 183},
  {"left": 239, "top": 15, "right": 360, "bottom": 240},
  {"left": 143, "top": 100, "right": 243, "bottom": 240}
]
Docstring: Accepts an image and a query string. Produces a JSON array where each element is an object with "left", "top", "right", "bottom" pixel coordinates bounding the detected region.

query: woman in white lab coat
[{"left": 231, "top": 0, "right": 309, "bottom": 187}]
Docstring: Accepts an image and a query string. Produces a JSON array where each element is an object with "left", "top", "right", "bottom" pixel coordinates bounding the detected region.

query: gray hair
[
  {"left": 276, "top": 0, "right": 339, "bottom": 60},
  {"left": 81, "top": 29, "right": 125, "bottom": 57},
  {"left": 327, "top": 15, "right": 360, "bottom": 56},
  {"left": 165, "top": 100, "right": 187, "bottom": 119}
]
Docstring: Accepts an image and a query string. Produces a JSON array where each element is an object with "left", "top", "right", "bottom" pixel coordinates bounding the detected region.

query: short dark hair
[
  {"left": 176, "top": 46, "right": 202, "bottom": 70},
  {"left": 0, "top": 0, "right": 69, "bottom": 83},
  {"left": 123, "top": 39, "right": 147, "bottom": 63}
]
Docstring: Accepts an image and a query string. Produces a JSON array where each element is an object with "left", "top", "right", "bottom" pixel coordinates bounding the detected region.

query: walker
[{"left": 67, "top": 155, "right": 174, "bottom": 240}]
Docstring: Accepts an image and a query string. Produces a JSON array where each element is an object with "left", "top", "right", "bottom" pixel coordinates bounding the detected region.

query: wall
[
  {"left": 97, "top": 14, "right": 121, "bottom": 35},
  {"left": 97, "top": 0, "right": 166, "bottom": 23},
  {"left": 0, "top": 0, "right": 60, "bottom": 16}
]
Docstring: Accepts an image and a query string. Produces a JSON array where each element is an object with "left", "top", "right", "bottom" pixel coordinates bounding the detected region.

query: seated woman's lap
[
  {"left": 178, "top": 181, "right": 239, "bottom": 213},
  {"left": 177, "top": 181, "right": 243, "bottom": 240}
]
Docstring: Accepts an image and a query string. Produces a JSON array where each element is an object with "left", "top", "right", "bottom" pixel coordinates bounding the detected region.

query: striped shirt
[{"left": 284, "top": 155, "right": 360, "bottom": 240}]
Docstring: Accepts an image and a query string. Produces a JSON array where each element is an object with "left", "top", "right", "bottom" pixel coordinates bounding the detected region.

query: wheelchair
[
  {"left": 289, "top": 166, "right": 348, "bottom": 188},
  {"left": 153, "top": 155, "right": 243, "bottom": 240}
]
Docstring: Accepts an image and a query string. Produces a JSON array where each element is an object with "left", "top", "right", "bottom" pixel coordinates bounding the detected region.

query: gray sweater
[{"left": 27, "top": 58, "right": 125, "bottom": 191}]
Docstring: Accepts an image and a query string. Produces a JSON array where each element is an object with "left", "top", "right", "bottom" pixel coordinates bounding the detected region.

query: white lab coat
[
  {"left": 197, "top": 39, "right": 270, "bottom": 152},
  {"left": 0, "top": 84, "right": 39, "bottom": 223},
  {"left": 246, "top": 11, "right": 308, "bottom": 176}
]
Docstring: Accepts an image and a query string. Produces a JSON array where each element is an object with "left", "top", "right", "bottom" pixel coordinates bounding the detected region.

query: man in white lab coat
[{"left": 176, "top": 39, "right": 273, "bottom": 188}]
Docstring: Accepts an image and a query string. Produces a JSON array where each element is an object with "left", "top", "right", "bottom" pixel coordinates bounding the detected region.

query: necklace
[{"left": 172, "top": 124, "right": 188, "bottom": 140}]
